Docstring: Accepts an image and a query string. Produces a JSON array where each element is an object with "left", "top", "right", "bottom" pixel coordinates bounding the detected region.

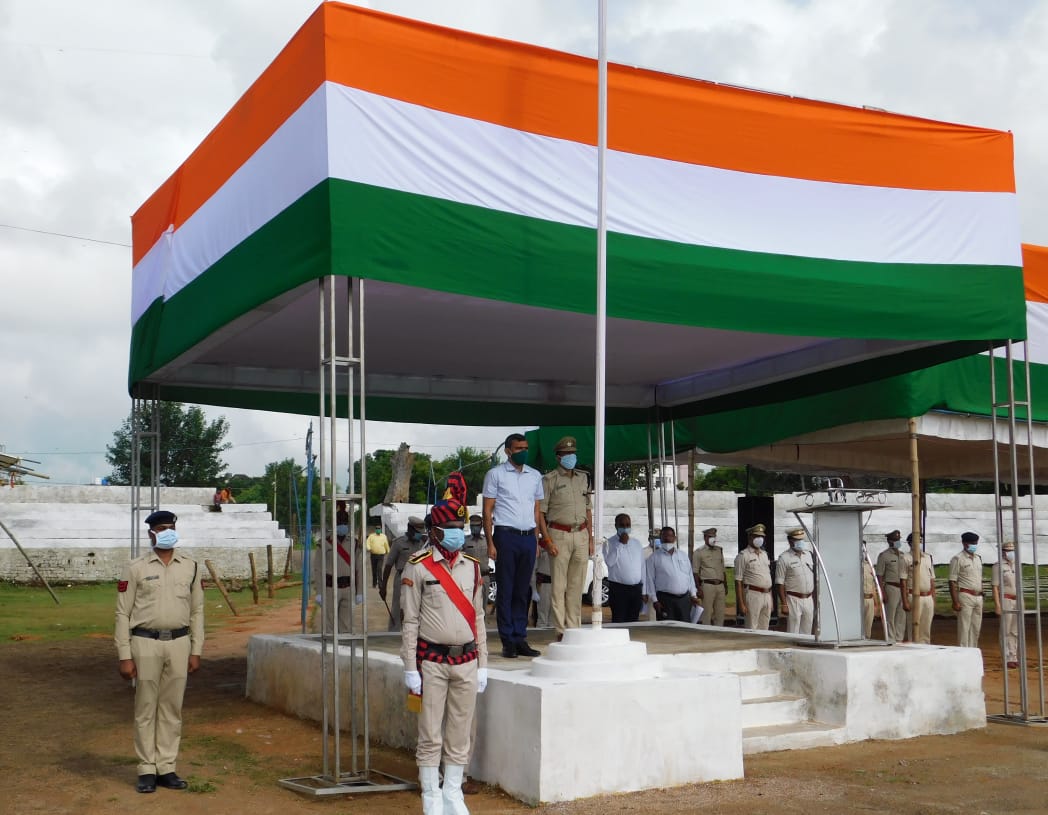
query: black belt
[
  {"left": 494, "top": 525, "right": 535, "bottom": 536},
  {"left": 325, "top": 575, "right": 352, "bottom": 588},
  {"left": 657, "top": 590, "right": 689, "bottom": 600},
  {"left": 132, "top": 626, "right": 189, "bottom": 641},
  {"left": 417, "top": 639, "right": 479, "bottom": 665},
  {"left": 536, "top": 573, "right": 552, "bottom": 584},
  {"left": 702, "top": 579, "right": 724, "bottom": 585},
  {"left": 786, "top": 591, "right": 813, "bottom": 599}
]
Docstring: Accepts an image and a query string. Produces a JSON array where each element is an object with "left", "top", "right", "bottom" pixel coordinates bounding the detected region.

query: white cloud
[{"left": 3, "top": 0, "right": 1047, "bottom": 484}]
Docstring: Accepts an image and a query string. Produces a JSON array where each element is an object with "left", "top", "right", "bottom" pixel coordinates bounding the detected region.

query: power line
[{"left": 0, "top": 223, "right": 130, "bottom": 248}]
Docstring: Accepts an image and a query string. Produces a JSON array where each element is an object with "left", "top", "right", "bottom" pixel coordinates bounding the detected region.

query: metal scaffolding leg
[
  {"left": 130, "top": 395, "right": 160, "bottom": 559},
  {"left": 988, "top": 340, "right": 1047, "bottom": 726},
  {"left": 279, "top": 276, "right": 415, "bottom": 796}
]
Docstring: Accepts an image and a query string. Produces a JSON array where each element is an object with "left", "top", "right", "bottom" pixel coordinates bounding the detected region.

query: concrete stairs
[{"left": 697, "top": 650, "right": 845, "bottom": 754}]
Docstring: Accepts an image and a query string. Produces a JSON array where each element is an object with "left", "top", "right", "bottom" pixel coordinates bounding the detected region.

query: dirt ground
[{"left": 3, "top": 593, "right": 1048, "bottom": 815}]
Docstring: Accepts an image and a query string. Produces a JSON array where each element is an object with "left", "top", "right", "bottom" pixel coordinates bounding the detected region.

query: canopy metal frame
[{"left": 130, "top": 395, "right": 160, "bottom": 558}]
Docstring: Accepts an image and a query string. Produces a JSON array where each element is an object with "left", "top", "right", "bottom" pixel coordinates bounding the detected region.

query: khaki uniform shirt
[
  {"left": 382, "top": 534, "right": 420, "bottom": 588},
  {"left": 734, "top": 547, "right": 772, "bottom": 589},
  {"left": 992, "top": 560, "right": 1016, "bottom": 596},
  {"left": 400, "top": 548, "right": 488, "bottom": 668},
  {"left": 312, "top": 536, "right": 356, "bottom": 593},
  {"left": 875, "top": 547, "right": 911, "bottom": 584},
  {"left": 862, "top": 558, "right": 877, "bottom": 595},
  {"left": 775, "top": 548, "right": 815, "bottom": 593},
  {"left": 462, "top": 534, "right": 490, "bottom": 575},
  {"left": 366, "top": 532, "right": 390, "bottom": 555},
  {"left": 115, "top": 549, "right": 204, "bottom": 661},
  {"left": 540, "top": 467, "right": 590, "bottom": 527},
  {"left": 693, "top": 545, "right": 727, "bottom": 583},
  {"left": 913, "top": 554, "right": 935, "bottom": 593},
  {"left": 949, "top": 551, "right": 984, "bottom": 591}
]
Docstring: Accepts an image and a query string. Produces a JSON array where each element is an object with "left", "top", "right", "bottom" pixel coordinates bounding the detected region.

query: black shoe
[
  {"left": 501, "top": 643, "right": 518, "bottom": 658},
  {"left": 156, "top": 772, "right": 188, "bottom": 790},
  {"left": 516, "top": 641, "right": 541, "bottom": 657},
  {"left": 136, "top": 774, "right": 156, "bottom": 794}
]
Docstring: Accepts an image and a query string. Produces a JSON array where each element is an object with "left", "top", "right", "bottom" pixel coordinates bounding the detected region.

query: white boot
[
  {"left": 441, "top": 764, "right": 470, "bottom": 815},
  {"left": 419, "top": 765, "right": 444, "bottom": 815}
]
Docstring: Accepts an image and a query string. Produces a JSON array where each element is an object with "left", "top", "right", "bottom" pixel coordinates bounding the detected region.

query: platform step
[
  {"left": 737, "top": 670, "right": 783, "bottom": 700},
  {"left": 740, "top": 694, "right": 810, "bottom": 728},
  {"left": 742, "top": 720, "right": 847, "bottom": 754}
]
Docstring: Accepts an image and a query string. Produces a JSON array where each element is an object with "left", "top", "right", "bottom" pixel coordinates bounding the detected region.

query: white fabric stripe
[
  {"left": 131, "top": 85, "right": 330, "bottom": 323},
  {"left": 133, "top": 82, "right": 1021, "bottom": 324},
  {"left": 989, "top": 301, "right": 1048, "bottom": 365}
]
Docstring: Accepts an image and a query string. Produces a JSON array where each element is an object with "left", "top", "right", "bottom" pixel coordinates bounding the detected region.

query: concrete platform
[{"left": 246, "top": 622, "right": 986, "bottom": 804}]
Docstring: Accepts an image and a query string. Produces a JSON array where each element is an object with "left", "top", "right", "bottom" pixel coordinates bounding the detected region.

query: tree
[{"left": 106, "top": 403, "right": 231, "bottom": 486}]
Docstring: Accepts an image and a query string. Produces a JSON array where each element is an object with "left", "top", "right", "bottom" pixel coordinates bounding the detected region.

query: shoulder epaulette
[
  {"left": 408, "top": 549, "right": 433, "bottom": 565},
  {"left": 462, "top": 552, "right": 480, "bottom": 564}
]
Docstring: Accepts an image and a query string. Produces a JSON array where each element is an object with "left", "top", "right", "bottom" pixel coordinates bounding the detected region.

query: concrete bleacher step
[
  {"left": 742, "top": 720, "right": 847, "bottom": 754},
  {"left": 741, "top": 694, "right": 810, "bottom": 728},
  {"left": 737, "top": 669, "right": 783, "bottom": 698}
]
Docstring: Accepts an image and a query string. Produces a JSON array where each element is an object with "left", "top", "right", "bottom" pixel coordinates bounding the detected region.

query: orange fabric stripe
[
  {"left": 1023, "top": 244, "right": 1048, "bottom": 304},
  {"left": 132, "top": 2, "right": 1015, "bottom": 265}
]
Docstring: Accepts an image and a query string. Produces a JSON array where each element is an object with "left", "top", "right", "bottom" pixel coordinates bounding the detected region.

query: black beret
[
  {"left": 144, "top": 510, "right": 177, "bottom": 527},
  {"left": 961, "top": 531, "right": 980, "bottom": 543}
]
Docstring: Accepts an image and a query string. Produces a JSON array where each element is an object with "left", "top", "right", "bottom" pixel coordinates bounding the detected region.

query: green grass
[{"left": 0, "top": 578, "right": 302, "bottom": 643}]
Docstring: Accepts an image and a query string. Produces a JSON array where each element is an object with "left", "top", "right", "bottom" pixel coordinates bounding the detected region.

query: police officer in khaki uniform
[
  {"left": 312, "top": 527, "right": 361, "bottom": 635},
  {"left": 401, "top": 496, "right": 487, "bottom": 815},
  {"left": 531, "top": 547, "right": 553, "bottom": 627},
  {"left": 875, "top": 530, "right": 911, "bottom": 641},
  {"left": 693, "top": 527, "right": 727, "bottom": 626},
  {"left": 949, "top": 531, "right": 984, "bottom": 648},
  {"left": 540, "top": 436, "right": 593, "bottom": 638},
  {"left": 115, "top": 510, "right": 204, "bottom": 794},
  {"left": 463, "top": 514, "right": 492, "bottom": 610},
  {"left": 992, "top": 541, "right": 1020, "bottom": 668},
  {"left": 775, "top": 528, "right": 815, "bottom": 635},
  {"left": 381, "top": 516, "right": 427, "bottom": 631},
  {"left": 734, "top": 523, "right": 773, "bottom": 630},
  {"left": 909, "top": 533, "right": 936, "bottom": 644},
  {"left": 862, "top": 543, "right": 879, "bottom": 639}
]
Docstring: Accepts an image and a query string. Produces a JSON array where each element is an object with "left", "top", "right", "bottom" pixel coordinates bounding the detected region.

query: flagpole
[{"left": 591, "top": 0, "right": 608, "bottom": 626}]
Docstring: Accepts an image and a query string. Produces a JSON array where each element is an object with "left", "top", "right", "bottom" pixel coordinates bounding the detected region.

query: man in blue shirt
[{"left": 482, "top": 433, "right": 550, "bottom": 658}]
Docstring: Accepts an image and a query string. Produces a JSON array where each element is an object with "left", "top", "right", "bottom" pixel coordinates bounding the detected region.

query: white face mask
[
  {"left": 1005, "top": 551, "right": 1015, "bottom": 562},
  {"left": 791, "top": 540, "right": 806, "bottom": 551},
  {"left": 707, "top": 538, "right": 717, "bottom": 547},
  {"left": 751, "top": 537, "right": 764, "bottom": 548}
]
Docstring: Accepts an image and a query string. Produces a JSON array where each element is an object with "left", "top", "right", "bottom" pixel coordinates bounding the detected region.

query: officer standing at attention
[
  {"left": 875, "top": 530, "right": 911, "bottom": 641},
  {"left": 643, "top": 527, "right": 700, "bottom": 622},
  {"left": 992, "top": 541, "right": 1020, "bottom": 669},
  {"left": 401, "top": 496, "right": 487, "bottom": 815},
  {"left": 381, "top": 516, "right": 427, "bottom": 632},
  {"left": 541, "top": 436, "right": 593, "bottom": 640},
  {"left": 734, "top": 523, "right": 773, "bottom": 630},
  {"left": 115, "top": 510, "right": 204, "bottom": 794},
  {"left": 862, "top": 542, "right": 879, "bottom": 639},
  {"left": 775, "top": 528, "right": 815, "bottom": 635},
  {"left": 949, "top": 531, "right": 984, "bottom": 648},
  {"left": 366, "top": 524, "right": 390, "bottom": 589},
  {"left": 909, "top": 533, "right": 936, "bottom": 644},
  {"left": 462, "top": 514, "right": 492, "bottom": 612},
  {"left": 603, "top": 513, "right": 646, "bottom": 623},
  {"left": 483, "top": 433, "right": 549, "bottom": 659},
  {"left": 312, "top": 527, "right": 357, "bottom": 635},
  {"left": 693, "top": 527, "right": 728, "bottom": 626}
]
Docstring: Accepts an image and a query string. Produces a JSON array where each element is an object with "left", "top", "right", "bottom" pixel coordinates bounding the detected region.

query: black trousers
[
  {"left": 608, "top": 580, "right": 643, "bottom": 623},
  {"left": 370, "top": 554, "right": 384, "bottom": 586},
  {"left": 656, "top": 590, "right": 692, "bottom": 622}
]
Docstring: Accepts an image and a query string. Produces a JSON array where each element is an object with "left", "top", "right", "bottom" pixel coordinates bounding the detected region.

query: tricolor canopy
[{"left": 130, "top": 2, "right": 1024, "bottom": 423}]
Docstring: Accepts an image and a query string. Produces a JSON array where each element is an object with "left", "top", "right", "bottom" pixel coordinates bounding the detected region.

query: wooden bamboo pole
[
  {"left": 266, "top": 544, "right": 275, "bottom": 599},
  {"left": 687, "top": 448, "right": 696, "bottom": 562},
  {"left": 248, "top": 552, "right": 260, "bottom": 605},
  {"left": 909, "top": 417, "right": 921, "bottom": 642},
  {"left": 205, "top": 559, "right": 238, "bottom": 616},
  {"left": 283, "top": 543, "right": 293, "bottom": 580}
]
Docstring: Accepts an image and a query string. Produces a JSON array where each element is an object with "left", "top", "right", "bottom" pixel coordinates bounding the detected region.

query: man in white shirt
[{"left": 603, "top": 513, "right": 645, "bottom": 623}]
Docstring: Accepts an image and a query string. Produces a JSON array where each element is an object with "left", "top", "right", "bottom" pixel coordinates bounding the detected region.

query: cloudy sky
[{"left": 3, "top": 0, "right": 1048, "bottom": 485}]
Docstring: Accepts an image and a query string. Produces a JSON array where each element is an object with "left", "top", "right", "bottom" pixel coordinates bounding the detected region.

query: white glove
[
  {"left": 404, "top": 670, "right": 422, "bottom": 694},
  {"left": 531, "top": 589, "right": 540, "bottom": 602},
  {"left": 355, "top": 594, "right": 363, "bottom": 605},
  {"left": 315, "top": 593, "right": 322, "bottom": 605},
  {"left": 476, "top": 668, "right": 488, "bottom": 694}
]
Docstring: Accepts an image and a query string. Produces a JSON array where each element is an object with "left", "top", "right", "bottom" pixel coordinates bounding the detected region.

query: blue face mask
[
  {"left": 439, "top": 527, "right": 466, "bottom": 551},
  {"left": 792, "top": 540, "right": 806, "bottom": 551},
  {"left": 965, "top": 543, "right": 978, "bottom": 554},
  {"left": 653, "top": 540, "right": 662, "bottom": 549},
  {"left": 1005, "top": 551, "right": 1015, "bottom": 562},
  {"left": 336, "top": 524, "right": 349, "bottom": 537},
  {"left": 154, "top": 528, "right": 178, "bottom": 549},
  {"left": 616, "top": 527, "right": 631, "bottom": 537},
  {"left": 560, "top": 453, "right": 578, "bottom": 470}
]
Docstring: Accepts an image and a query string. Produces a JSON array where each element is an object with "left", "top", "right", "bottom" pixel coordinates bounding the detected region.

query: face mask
[
  {"left": 751, "top": 537, "right": 764, "bottom": 548},
  {"left": 891, "top": 540, "right": 902, "bottom": 549},
  {"left": 559, "top": 453, "right": 577, "bottom": 470},
  {"left": 653, "top": 540, "right": 662, "bottom": 550},
  {"left": 336, "top": 524, "right": 349, "bottom": 537},
  {"left": 792, "top": 540, "right": 806, "bottom": 551},
  {"left": 1005, "top": 551, "right": 1015, "bottom": 562},
  {"left": 616, "top": 527, "right": 631, "bottom": 537},
  {"left": 439, "top": 527, "right": 466, "bottom": 551},
  {"left": 510, "top": 449, "right": 528, "bottom": 466},
  {"left": 707, "top": 538, "right": 717, "bottom": 547},
  {"left": 661, "top": 540, "right": 676, "bottom": 551},
  {"left": 470, "top": 525, "right": 482, "bottom": 537},
  {"left": 965, "top": 543, "right": 978, "bottom": 554},
  {"left": 153, "top": 529, "right": 178, "bottom": 549}
]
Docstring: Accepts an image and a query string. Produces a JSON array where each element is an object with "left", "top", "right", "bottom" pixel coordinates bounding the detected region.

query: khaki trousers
[
  {"left": 784, "top": 594, "right": 814, "bottom": 635},
  {"left": 699, "top": 583, "right": 726, "bottom": 626},
  {"left": 913, "top": 595, "right": 934, "bottom": 644},
  {"left": 1001, "top": 597, "right": 1018, "bottom": 662},
  {"left": 957, "top": 592, "right": 983, "bottom": 648},
  {"left": 389, "top": 571, "right": 404, "bottom": 632},
  {"left": 130, "top": 635, "right": 192, "bottom": 776},
  {"left": 417, "top": 659, "right": 478, "bottom": 767},
  {"left": 744, "top": 588, "right": 772, "bottom": 631},
  {"left": 550, "top": 529, "right": 589, "bottom": 633},
  {"left": 313, "top": 587, "right": 353, "bottom": 635},
  {"left": 535, "top": 580, "right": 552, "bottom": 627},
  {"left": 883, "top": 584, "right": 907, "bottom": 641},
  {"left": 863, "top": 598, "right": 876, "bottom": 639}
]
